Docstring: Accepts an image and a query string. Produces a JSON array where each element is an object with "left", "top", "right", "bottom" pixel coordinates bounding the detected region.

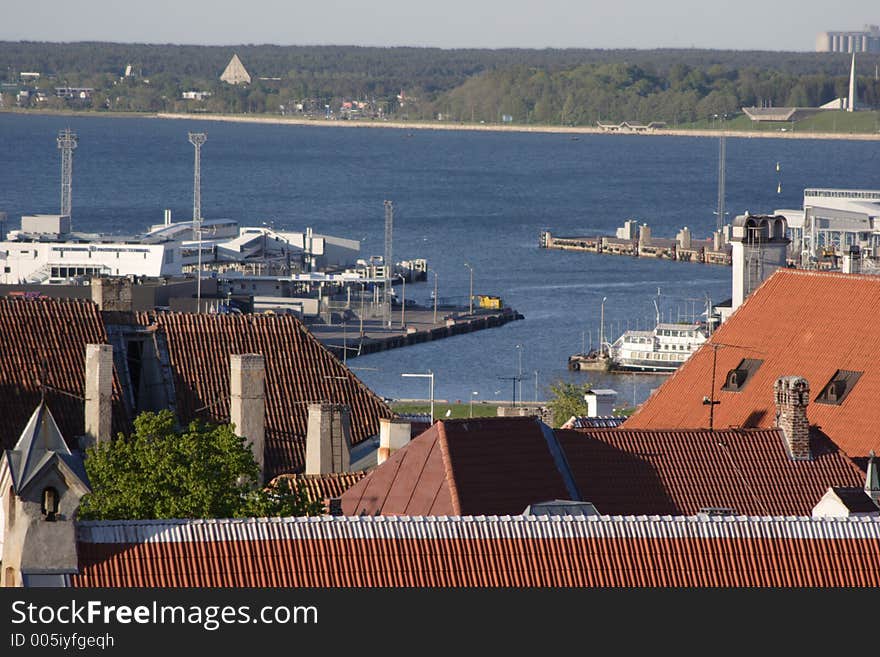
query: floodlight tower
[
  {"left": 57, "top": 128, "right": 77, "bottom": 222},
  {"left": 384, "top": 200, "right": 394, "bottom": 326},
  {"left": 715, "top": 135, "right": 726, "bottom": 232},
  {"left": 188, "top": 132, "right": 207, "bottom": 311}
]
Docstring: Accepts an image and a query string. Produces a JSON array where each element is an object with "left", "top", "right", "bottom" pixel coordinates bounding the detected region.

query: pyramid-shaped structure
[{"left": 220, "top": 54, "right": 251, "bottom": 85}]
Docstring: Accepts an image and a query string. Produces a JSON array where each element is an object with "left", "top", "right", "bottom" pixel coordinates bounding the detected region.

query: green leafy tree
[
  {"left": 546, "top": 381, "right": 593, "bottom": 428},
  {"left": 78, "top": 410, "right": 323, "bottom": 520}
]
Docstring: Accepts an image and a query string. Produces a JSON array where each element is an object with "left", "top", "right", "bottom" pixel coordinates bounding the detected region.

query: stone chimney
[
  {"left": 377, "top": 417, "right": 412, "bottom": 465},
  {"left": 83, "top": 344, "right": 114, "bottom": 447},
  {"left": 305, "top": 403, "right": 352, "bottom": 475},
  {"left": 774, "top": 376, "right": 811, "bottom": 460},
  {"left": 90, "top": 277, "right": 133, "bottom": 311},
  {"left": 230, "top": 354, "right": 266, "bottom": 482},
  {"left": 866, "top": 452, "right": 880, "bottom": 505}
]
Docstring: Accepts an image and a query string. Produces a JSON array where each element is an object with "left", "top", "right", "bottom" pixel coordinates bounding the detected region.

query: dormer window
[
  {"left": 41, "top": 487, "right": 59, "bottom": 521},
  {"left": 816, "top": 370, "right": 862, "bottom": 405},
  {"left": 722, "top": 359, "right": 763, "bottom": 392}
]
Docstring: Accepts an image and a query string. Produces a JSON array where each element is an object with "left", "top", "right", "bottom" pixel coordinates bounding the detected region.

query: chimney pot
[
  {"left": 84, "top": 343, "right": 114, "bottom": 447},
  {"left": 230, "top": 353, "right": 266, "bottom": 483},
  {"left": 774, "top": 376, "right": 811, "bottom": 460},
  {"left": 378, "top": 417, "right": 412, "bottom": 464},
  {"left": 306, "top": 403, "right": 352, "bottom": 475}
]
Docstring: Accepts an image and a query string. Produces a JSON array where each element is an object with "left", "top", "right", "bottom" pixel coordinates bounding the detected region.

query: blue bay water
[{"left": 1, "top": 113, "right": 878, "bottom": 406}]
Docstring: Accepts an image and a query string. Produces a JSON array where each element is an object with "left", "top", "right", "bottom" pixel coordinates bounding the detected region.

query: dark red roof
[
  {"left": 72, "top": 516, "right": 880, "bottom": 587},
  {"left": 624, "top": 269, "right": 880, "bottom": 458},
  {"left": 557, "top": 428, "right": 865, "bottom": 516},
  {"left": 0, "top": 298, "right": 127, "bottom": 452},
  {"left": 342, "top": 417, "right": 572, "bottom": 516},
  {"left": 272, "top": 471, "right": 368, "bottom": 505},
  {"left": 136, "top": 312, "right": 393, "bottom": 479}
]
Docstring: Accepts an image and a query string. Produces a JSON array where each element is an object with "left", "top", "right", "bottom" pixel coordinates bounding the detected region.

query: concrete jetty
[{"left": 309, "top": 304, "right": 524, "bottom": 360}]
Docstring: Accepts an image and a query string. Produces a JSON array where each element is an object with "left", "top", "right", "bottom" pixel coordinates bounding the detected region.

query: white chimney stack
[
  {"left": 230, "top": 354, "right": 266, "bottom": 482},
  {"left": 378, "top": 417, "right": 412, "bottom": 464},
  {"left": 84, "top": 343, "right": 114, "bottom": 446},
  {"left": 306, "top": 403, "right": 352, "bottom": 474}
]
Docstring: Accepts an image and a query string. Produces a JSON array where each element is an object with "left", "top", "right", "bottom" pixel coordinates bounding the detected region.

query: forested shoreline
[{"left": 1, "top": 42, "right": 878, "bottom": 126}]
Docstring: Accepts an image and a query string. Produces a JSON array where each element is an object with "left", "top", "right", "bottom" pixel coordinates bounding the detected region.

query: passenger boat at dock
[{"left": 609, "top": 321, "right": 709, "bottom": 372}]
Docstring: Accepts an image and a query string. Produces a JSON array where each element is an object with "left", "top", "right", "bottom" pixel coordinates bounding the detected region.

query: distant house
[
  {"left": 597, "top": 121, "right": 667, "bottom": 133},
  {"left": 181, "top": 90, "right": 212, "bottom": 101},
  {"left": 220, "top": 54, "right": 251, "bottom": 85}
]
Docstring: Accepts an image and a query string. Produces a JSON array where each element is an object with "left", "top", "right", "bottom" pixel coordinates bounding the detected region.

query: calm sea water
[{"left": 2, "top": 113, "right": 879, "bottom": 406}]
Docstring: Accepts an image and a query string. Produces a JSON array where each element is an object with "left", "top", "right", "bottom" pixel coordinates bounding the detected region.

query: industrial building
[{"left": 816, "top": 25, "right": 880, "bottom": 52}]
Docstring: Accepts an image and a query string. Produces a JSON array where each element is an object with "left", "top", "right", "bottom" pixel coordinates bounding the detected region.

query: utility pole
[
  {"left": 188, "top": 132, "right": 207, "bottom": 312},
  {"left": 430, "top": 268, "right": 439, "bottom": 324}
]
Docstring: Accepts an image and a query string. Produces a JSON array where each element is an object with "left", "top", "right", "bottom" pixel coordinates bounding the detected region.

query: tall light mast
[
  {"left": 57, "top": 129, "right": 77, "bottom": 223},
  {"left": 188, "top": 132, "right": 207, "bottom": 311},
  {"left": 384, "top": 200, "right": 393, "bottom": 326}
]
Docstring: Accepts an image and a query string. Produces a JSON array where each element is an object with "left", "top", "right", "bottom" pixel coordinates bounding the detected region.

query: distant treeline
[{"left": 1, "top": 41, "right": 878, "bottom": 124}]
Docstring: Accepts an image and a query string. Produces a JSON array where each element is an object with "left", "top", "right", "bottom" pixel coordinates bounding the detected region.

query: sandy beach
[{"left": 155, "top": 111, "right": 880, "bottom": 141}]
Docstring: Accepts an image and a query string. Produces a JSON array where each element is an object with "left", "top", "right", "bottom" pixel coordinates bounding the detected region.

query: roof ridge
[{"left": 435, "top": 421, "right": 461, "bottom": 515}]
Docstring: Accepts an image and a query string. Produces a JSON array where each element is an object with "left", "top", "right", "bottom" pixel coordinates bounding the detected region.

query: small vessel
[
  {"left": 609, "top": 321, "right": 708, "bottom": 372},
  {"left": 568, "top": 348, "right": 612, "bottom": 372}
]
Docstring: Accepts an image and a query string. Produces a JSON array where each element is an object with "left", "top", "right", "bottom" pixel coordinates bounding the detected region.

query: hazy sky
[{"left": 3, "top": 1, "right": 877, "bottom": 51}]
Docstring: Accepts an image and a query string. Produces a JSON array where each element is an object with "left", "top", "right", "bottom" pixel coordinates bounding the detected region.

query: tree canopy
[
  {"left": 77, "top": 410, "right": 323, "bottom": 520},
  {"left": 546, "top": 381, "right": 594, "bottom": 428}
]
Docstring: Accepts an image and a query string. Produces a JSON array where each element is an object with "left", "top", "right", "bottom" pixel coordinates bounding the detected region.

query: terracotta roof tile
[
  {"left": 72, "top": 515, "right": 880, "bottom": 588},
  {"left": 624, "top": 270, "right": 880, "bottom": 458},
  {"left": 271, "top": 471, "right": 368, "bottom": 505},
  {"left": 557, "top": 428, "right": 865, "bottom": 516},
  {"left": 136, "top": 312, "right": 393, "bottom": 478},
  {"left": 0, "top": 298, "right": 127, "bottom": 452},
  {"left": 342, "top": 417, "right": 572, "bottom": 516}
]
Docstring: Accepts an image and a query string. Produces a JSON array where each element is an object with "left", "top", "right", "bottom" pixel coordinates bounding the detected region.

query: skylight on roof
[
  {"left": 721, "top": 359, "right": 763, "bottom": 392},
  {"left": 816, "top": 370, "right": 862, "bottom": 406}
]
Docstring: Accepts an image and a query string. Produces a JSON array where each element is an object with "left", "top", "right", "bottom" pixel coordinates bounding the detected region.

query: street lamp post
[
  {"left": 515, "top": 344, "right": 523, "bottom": 406},
  {"left": 470, "top": 391, "right": 478, "bottom": 418},
  {"left": 395, "top": 273, "right": 406, "bottom": 329},
  {"left": 464, "top": 262, "right": 474, "bottom": 315},
  {"left": 430, "top": 268, "right": 439, "bottom": 324},
  {"left": 402, "top": 371, "right": 435, "bottom": 421},
  {"left": 600, "top": 296, "right": 607, "bottom": 356}
]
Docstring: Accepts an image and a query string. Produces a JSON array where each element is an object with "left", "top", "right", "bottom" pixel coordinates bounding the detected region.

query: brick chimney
[
  {"left": 774, "top": 376, "right": 811, "bottom": 460},
  {"left": 230, "top": 354, "right": 266, "bottom": 482},
  {"left": 90, "top": 277, "right": 133, "bottom": 311},
  {"left": 377, "top": 417, "right": 412, "bottom": 465},
  {"left": 305, "top": 403, "right": 352, "bottom": 475},
  {"left": 83, "top": 343, "right": 114, "bottom": 447}
]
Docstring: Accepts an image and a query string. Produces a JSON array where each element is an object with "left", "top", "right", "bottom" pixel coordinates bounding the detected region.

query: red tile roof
[
  {"left": 625, "top": 269, "right": 880, "bottom": 458},
  {"left": 271, "top": 471, "right": 368, "bottom": 505},
  {"left": 72, "top": 516, "right": 880, "bottom": 587},
  {"left": 137, "top": 312, "right": 393, "bottom": 479},
  {"left": 341, "top": 417, "right": 572, "bottom": 516},
  {"left": 557, "top": 428, "right": 865, "bottom": 516},
  {"left": 0, "top": 298, "right": 127, "bottom": 452}
]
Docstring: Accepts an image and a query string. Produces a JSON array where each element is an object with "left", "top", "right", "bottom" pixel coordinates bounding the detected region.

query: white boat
[{"left": 610, "top": 322, "right": 708, "bottom": 372}]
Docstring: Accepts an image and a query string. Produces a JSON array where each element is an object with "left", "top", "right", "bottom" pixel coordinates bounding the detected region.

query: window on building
[
  {"left": 40, "top": 486, "right": 59, "bottom": 521},
  {"left": 722, "top": 358, "right": 764, "bottom": 392},
  {"left": 816, "top": 370, "right": 863, "bottom": 405}
]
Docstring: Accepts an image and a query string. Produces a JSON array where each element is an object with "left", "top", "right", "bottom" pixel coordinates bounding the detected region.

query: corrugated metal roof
[
  {"left": 625, "top": 269, "right": 880, "bottom": 458},
  {"left": 562, "top": 416, "right": 625, "bottom": 429},
  {"left": 72, "top": 515, "right": 880, "bottom": 587}
]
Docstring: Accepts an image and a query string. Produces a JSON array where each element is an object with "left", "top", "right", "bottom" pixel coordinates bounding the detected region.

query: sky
[{"left": 2, "top": 1, "right": 877, "bottom": 51}]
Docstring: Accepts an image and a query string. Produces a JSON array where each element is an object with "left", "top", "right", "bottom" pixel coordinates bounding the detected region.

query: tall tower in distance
[
  {"left": 188, "top": 132, "right": 207, "bottom": 222},
  {"left": 848, "top": 53, "right": 857, "bottom": 112},
  {"left": 57, "top": 128, "right": 77, "bottom": 222}
]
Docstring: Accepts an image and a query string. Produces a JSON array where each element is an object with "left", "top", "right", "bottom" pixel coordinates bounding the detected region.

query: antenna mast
[
  {"left": 57, "top": 128, "right": 77, "bottom": 223},
  {"left": 715, "top": 135, "right": 726, "bottom": 232},
  {"left": 384, "top": 200, "right": 393, "bottom": 326},
  {"left": 188, "top": 132, "right": 207, "bottom": 312}
]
